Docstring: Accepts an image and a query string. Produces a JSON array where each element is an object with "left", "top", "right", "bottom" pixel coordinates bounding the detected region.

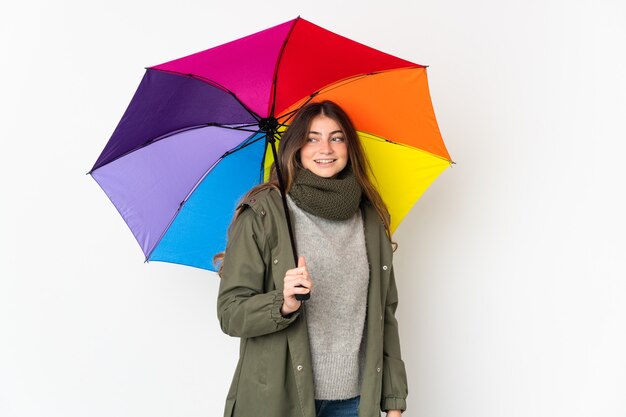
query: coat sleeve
[
  {"left": 381, "top": 265, "right": 409, "bottom": 412},
  {"left": 217, "top": 206, "right": 301, "bottom": 338}
]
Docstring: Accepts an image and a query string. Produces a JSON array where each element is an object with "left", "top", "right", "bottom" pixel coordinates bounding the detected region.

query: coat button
[
  {"left": 382, "top": 265, "right": 388, "bottom": 271},
  {"left": 376, "top": 367, "right": 381, "bottom": 372},
  {"left": 297, "top": 365, "right": 303, "bottom": 371},
  {"left": 260, "top": 209, "right": 265, "bottom": 216},
  {"left": 273, "top": 259, "right": 279, "bottom": 265},
  {"left": 380, "top": 315, "right": 383, "bottom": 320}
]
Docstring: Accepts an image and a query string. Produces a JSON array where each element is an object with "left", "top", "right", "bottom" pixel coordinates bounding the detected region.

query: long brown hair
[{"left": 213, "top": 100, "right": 396, "bottom": 273}]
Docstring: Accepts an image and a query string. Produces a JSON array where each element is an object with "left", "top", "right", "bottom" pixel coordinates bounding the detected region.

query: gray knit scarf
[{"left": 288, "top": 166, "right": 362, "bottom": 221}]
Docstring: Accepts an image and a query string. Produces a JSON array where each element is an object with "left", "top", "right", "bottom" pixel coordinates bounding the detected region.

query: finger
[
  {"left": 292, "top": 285, "right": 310, "bottom": 294},
  {"left": 285, "top": 280, "right": 310, "bottom": 292},
  {"left": 285, "top": 267, "right": 308, "bottom": 277},
  {"left": 284, "top": 275, "right": 304, "bottom": 284},
  {"left": 285, "top": 270, "right": 311, "bottom": 280},
  {"left": 298, "top": 256, "right": 306, "bottom": 268},
  {"left": 285, "top": 287, "right": 311, "bottom": 296},
  {"left": 284, "top": 274, "right": 312, "bottom": 286},
  {"left": 294, "top": 275, "right": 312, "bottom": 286}
]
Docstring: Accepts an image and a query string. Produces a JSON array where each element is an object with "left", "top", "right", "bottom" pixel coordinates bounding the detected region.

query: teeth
[{"left": 315, "top": 159, "right": 335, "bottom": 163}]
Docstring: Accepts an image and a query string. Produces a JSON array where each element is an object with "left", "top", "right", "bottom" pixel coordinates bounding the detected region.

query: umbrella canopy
[{"left": 89, "top": 16, "right": 453, "bottom": 271}]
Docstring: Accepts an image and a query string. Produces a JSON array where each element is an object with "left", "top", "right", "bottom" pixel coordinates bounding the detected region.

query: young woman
[{"left": 215, "top": 100, "right": 408, "bottom": 417}]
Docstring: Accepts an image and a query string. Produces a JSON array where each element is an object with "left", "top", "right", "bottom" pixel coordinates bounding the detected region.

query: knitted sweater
[{"left": 286, "top": 195, "right": 370, "bottom": 400}]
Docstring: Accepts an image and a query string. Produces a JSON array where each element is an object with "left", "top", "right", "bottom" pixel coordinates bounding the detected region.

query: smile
[{"left": 314, "top": 159, "right": 337, "bottom": 164}]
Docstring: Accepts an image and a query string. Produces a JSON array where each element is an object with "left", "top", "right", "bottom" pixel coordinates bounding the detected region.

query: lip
[{"left": 314, "top": 159, "right": 337, "bottom": 165}]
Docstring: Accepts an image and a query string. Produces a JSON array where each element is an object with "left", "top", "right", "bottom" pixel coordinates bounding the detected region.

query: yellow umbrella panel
[{"left": 263, "top": 131, "right": 450, "bottom": 233}]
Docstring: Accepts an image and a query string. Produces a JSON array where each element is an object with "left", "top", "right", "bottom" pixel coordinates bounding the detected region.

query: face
[{"left": 299, "top": 114, "right": 349, "bottom": 178}]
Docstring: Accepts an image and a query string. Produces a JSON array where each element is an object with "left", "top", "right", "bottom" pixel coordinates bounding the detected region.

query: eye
[
  {"left": 331, "top": 136, "right": 344, "bottom": 142},
  {"left": 307, "top": 137, "right": 318, "bottom": 142}
]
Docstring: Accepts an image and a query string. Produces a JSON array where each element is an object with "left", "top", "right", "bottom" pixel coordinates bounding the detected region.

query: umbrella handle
[{"left": 267, "top": 132, "right": 310, "bottom": 302}]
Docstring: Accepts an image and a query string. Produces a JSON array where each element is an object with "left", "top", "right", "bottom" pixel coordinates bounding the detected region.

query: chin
[
  {"left": 304, "top": 162, "right": 347, "bottom": 179},
  {"left": 309, "top": 168, "right": 341, "bottom": 178}
]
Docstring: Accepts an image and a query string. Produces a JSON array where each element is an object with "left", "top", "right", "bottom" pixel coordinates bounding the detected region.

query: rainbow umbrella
[{"left": 88, "top": 16, "right": 453, "bottom": 272}]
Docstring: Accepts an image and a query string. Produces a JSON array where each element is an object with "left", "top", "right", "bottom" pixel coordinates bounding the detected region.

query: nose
[{"left": 319, "top": 138, "right": 333, "bottom": 154}]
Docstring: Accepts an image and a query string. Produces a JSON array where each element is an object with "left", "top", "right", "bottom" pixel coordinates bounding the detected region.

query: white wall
[{"left": 1, "top": 0, "right": 624, "bottom": 416}]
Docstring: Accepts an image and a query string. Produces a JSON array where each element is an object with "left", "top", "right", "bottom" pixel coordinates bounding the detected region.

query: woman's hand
[
  {"left": 386, "top": 410, "right": 402, "bottom": 417},
  {"left": 281, "top": 256, "right": 313, "bottom": 316}
]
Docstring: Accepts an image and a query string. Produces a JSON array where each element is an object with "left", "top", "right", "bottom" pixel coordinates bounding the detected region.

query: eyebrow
[{"left": 308, "top": 130, "right": 344, "bottom": 135}]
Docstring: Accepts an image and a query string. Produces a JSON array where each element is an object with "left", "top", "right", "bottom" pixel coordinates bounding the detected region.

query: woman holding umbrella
[{"left": 214, "top": 100, "right": 408, "bottom": 417}]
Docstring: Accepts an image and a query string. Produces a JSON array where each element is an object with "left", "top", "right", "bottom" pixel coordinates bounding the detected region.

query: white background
[{"left": 1, "top": 0, "right": 625, "bottom": 416}]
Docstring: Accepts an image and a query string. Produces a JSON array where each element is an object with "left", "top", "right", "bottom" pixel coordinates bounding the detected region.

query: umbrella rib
[
  {"left": 211, "top": 123, "right": 259, "bottom": 133},
  {"left": 251, "top": 95, "right": 316, "bottom": 181},
  {"left": 275, "top": 66, "right": 424, "bottom": 122},
  {"left": 273, "top": 74, "right": 372, "bottom": 124},
  {"left": 276, "top": 94, "right": 316, "bottom": 126},
  {"left": 358, "top": 130, "right": 455, "bottom": 164},
  {"left": 268, "top": 17, "right": 300, "bottom": 118},
  {"left": 143, "top": 152, "right": 227, "bottom": 263},
  {"left": 313, "top": 66, "right": 421, "bottom": 96},
  {"left": 277, "top": 106, "right": 300, "bottom": 122},
  {"left": 222, "top": 133, "right": 266, "bottom": 157},
  {"left": 144, "top": 132, "right": 266, "bottom": 262},
  {"left": 147, "top": 68, "right": 262, "bottom": 122},
  {"left": 87, "top": 123, "right": 262, "bottom": 175},
  {"left": 273, "top": 70, "right": 396, "bottom": 126}
]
